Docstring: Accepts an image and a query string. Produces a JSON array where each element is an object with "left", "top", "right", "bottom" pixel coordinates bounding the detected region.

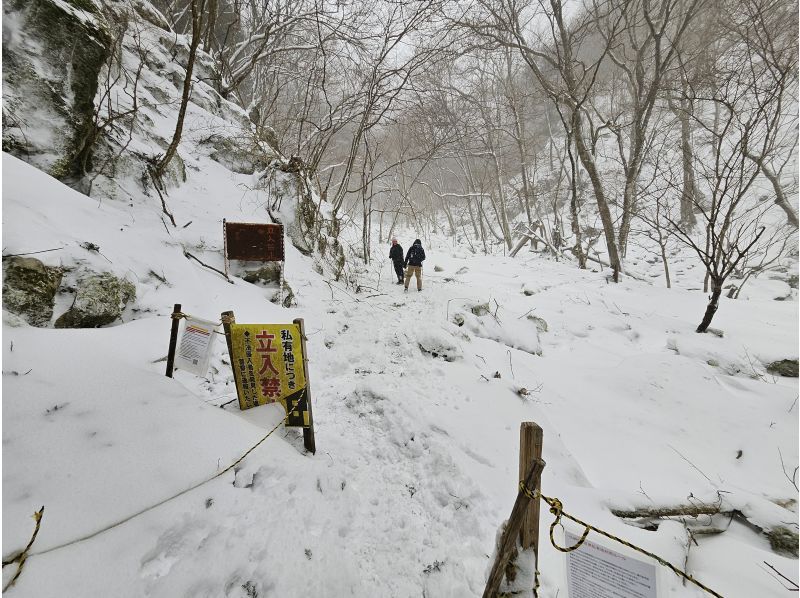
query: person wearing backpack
[
  {"left": 403, "top": 238, "right": 426, "bottom": 292},
  {"left": 389, "top": 237, "right": 404, "bottom": 284}
]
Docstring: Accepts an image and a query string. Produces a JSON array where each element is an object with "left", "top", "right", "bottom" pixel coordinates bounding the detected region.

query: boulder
[
  {"left": 270, "top": 282, "right": 295, "bottom": 308},
  {"left": 2, "top": 257, "right": 63, "bottom": 327},
  {"left": 55, "top": 272, "right": 135, "bottom": 328},
  {"left": 242, "top": 263, "right": 281, "bottom": 285},
  {"left": 201, "top": 134, "right": 271, "bottom": 175},
  {"left": 527, "top": 315, "right": 549, "bottom": 333},
  {"left": 766, "top": 359, "right": 799, "bottom": 378}
]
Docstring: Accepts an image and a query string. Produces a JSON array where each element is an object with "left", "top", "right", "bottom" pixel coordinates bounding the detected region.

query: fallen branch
[
  {"left": 763, "top": 561, "right": 799, "bottom": 591},
  {"left": 183, "top": 249, "right": 233, "bottom": 284},
  {"left": 148, "top": 166, "right": 176, "bottom": 227},
  {"left": 2, "top": 248, "right": 63, "bottom": 260},
  {"left": 612, "top": 505, "right": 724, "bottom": 519},
  {"left": 2, "top": 506, "right": 44, "bottom": 591}
]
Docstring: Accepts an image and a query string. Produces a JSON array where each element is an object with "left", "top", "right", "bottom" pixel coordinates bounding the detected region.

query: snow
[
  {"left": 2, "top": 3, "right": 798, "bottom": 593},
  {"left": 3, "top": 148, "right": 798, "bottom": 597}
]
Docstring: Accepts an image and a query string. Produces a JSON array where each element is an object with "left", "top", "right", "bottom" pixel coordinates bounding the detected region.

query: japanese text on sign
[
  {"left": 566, "top": 531, "right": 657, "bottom": 598},
  {"left": 224, "top": 222, "right": 284, "bottom": 262},
  {"left": 175, "top": 316, "right": 217, "bottom": 377},
  {"left": 229, "top": 323, "right": 309, "bottom": 427}
]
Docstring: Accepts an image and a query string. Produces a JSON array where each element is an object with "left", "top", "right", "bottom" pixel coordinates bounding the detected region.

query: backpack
[{"left": 409, "top": 245, "right": 423, "bottom": 263}]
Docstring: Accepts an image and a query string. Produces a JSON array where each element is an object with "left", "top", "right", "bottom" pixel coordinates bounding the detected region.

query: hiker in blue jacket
[{"left": 403, "top": 238, "right": 426, "bottom": 292}]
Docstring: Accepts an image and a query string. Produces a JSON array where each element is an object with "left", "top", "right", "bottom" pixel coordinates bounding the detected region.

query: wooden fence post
[
  {"left": 519, "top": 422, "right": 544, "bottom": 562},
  {"left": 293, "top": 318, "right": 316, "bottom": 454},
  {"left": 220, "top": 310, "right": 241, "bottom": 405},
  {"left": 482, "top": 422, "right": 545, "bottom": 598},
  {"left": 165, "top": 303, "right": 181, "bottom": 378}
]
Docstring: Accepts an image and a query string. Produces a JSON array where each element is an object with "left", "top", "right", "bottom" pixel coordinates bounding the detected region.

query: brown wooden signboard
[
  {"left": 223, "top": 221, "right": 286, "bottom": 300},
  {"left": 224, "top": 220, "right": 284, "bottom": 263}
]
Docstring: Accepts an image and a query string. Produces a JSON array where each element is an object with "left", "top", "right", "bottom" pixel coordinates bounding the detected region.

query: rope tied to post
[{"left": 519, "top": 481, "right": 725, "bottom": 598}]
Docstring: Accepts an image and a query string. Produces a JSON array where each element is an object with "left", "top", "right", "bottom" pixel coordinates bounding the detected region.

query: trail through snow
[{"left": 3, "top": 155, "right": 797, "bottom": 598}]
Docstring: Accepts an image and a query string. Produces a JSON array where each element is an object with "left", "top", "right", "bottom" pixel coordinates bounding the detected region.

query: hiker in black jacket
[
  {"left": 389, "top": 238, "right": 404, "bottom": 284},
  {"left": 403, "top": 238, "right": 426, "bottom": 292}
]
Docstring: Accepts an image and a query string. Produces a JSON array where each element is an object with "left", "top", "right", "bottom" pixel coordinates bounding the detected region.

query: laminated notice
[
  {"left": 175, "top": 316, "right": 217, "bottom": 377},
  {"left": 566, "top": 531, "right": 657, "bottom": 598}
]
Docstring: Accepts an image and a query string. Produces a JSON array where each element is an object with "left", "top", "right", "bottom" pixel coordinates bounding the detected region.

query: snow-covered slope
[{"left": 3, "top": 151, "right": 798, "bottom": 597}]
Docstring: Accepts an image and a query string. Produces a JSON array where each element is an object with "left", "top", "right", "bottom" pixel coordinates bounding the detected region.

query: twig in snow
[
  {"left": 742, "top": 347, "right": 770, "bottom": 383},
  {"left": 80, "top": 242, "right": 112, "bottom": 263},
  {"left": 778, "top": 447, "right": 799, "bottom": 492},
  {"left": 789, "top": 396, "right": 798, "bottom": 414},
  {"left": 2, "top": 506, "right": 44, "bottom": 591},
  {"left": 149, "top": 166, "right": 176, "bottom": 227},
  {"left": 669, "top": 445, "right": 715, "bottom": 485},
  {"left": 507, "top": 350, "right": 515, "bottom": 379},
  {"left": 183, "top": 249, "right": 233, "bottom": 284},
  {"left": 761, "top": 561, "right": 799, "bottom": 591},
  {"left": 2, "top": 247, "right": 64, "bottom": 260}
]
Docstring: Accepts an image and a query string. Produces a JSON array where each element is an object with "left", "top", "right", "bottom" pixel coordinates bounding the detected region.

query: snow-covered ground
[{"left": 3, "top": 151, "right": 798, "bottom": 597}]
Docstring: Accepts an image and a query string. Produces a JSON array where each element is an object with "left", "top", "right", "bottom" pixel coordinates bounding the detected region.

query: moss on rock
[
  {"left": 766, "top": 526, "right": 799, "bottom": 557},
  {"left": 766, "top": 359, "right": 799, "bottom": 378},
  {"left": 55, "top": 272, "right": 135, "bottom": 328},
  {"left": 242, "top": 264, "right": 281, "bottom": 285},
  {"left": 2, "top": 257, "right": 63, "bottom": 327}
]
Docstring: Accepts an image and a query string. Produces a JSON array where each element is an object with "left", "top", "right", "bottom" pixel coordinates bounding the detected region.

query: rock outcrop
[
  {"left": 2, "top": 0, "right": 111, "bottom": 179},
  {"left": 55, "top": 272, "right": 135, "bottom": 328},
  {"left": 2, "top": 257, "right": 63, "bottom": 326}
]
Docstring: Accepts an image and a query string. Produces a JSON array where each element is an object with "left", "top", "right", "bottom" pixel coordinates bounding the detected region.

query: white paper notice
[
  {"left": 566, "top": 531, "right": 657, "bottom": 598},
  {"left": 175, "top": 316, "right": 217, "bottom": 377}
]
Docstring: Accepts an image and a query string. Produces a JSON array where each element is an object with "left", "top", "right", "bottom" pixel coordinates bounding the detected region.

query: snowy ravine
[{"left": 2, "top": 151, "right": 798, "bottom": 598}]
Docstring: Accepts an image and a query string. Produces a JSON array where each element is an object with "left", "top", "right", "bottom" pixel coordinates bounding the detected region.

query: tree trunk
[
  {"left": 660, "top": 243, "right": 671, "bottom": 289},
  {"left": 571, "top": 109, "right": 622, "bottom": 280},
  {"left": 674, "top": 89, "right": 698, "bottom": 228},
  {"left": 567, "top": 139, "right": 586, "bottom": 268},
  {"left": 696, "top": 279, "right": 722, "bottom": 333},
  {"left": 156, "top": 0, "right": 205, "bottom": 179},
  {"left": 745, "top": 152, "right": 799, "bottom": 229}
]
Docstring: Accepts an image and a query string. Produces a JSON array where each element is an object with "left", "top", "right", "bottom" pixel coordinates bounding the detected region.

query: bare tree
[{"left": 154, "top": 0, "right": 207, "bottom": 179}]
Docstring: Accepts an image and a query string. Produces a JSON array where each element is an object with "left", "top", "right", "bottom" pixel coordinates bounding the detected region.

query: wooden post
[
  {"left": 519, "top": 423, "right": 544, "bottom": 552},
  {"left": 220, "top": 310, "right": 239, "bottom": 401},
  {"left": 222, "top": 218, "right": 229, "bottom": 279},
  {"left": 293, "top": 318, "right": 316, "bottom": 454},
  {"left": 165, "top": 303, "right": 181, "bottom": 378},
  {"left": 482, "top": 428, "right": 546, "bottom": 598}
]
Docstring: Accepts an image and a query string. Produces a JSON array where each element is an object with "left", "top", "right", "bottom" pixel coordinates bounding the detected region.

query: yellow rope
[
  {"left": 172, "top": 311, "right": 225, "bottom": 328},
  {"left": 519, "top": 482, "right": 724, "bottom": 598},
  {"left": 2, "top": 506, "right": 44, "bottom": 592},
  {"left": 26, "top": 406, "right": 301, "bottom": 564}
]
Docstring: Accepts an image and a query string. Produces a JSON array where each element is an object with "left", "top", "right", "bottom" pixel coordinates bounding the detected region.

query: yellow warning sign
[{"left": 229, "top": 323, "right": 309, "bottom": 426}]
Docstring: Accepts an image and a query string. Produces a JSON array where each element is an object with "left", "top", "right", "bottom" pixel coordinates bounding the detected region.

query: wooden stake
[
  {"left": 222, "top": 218, "right": 229, "bottom": 279},
  {"left": 483, "top": 425, "right": 546, "bottom": 598},
  {"left": 293, "top": 318, "right": 316, "bottom": 454},
  {"left": 220, "top": 310, "right": 241, "bottom": 407},
  {"left": 519, "top": 422, "right": 544, "bottom": 553},
  {"left": 165, "top": 303, "right": 181, "bottom": 378}
]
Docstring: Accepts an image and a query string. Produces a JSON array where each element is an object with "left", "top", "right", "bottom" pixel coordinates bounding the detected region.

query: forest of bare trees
[{"left": 150, "top": 0, "right": 798, "bottom": 330}]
